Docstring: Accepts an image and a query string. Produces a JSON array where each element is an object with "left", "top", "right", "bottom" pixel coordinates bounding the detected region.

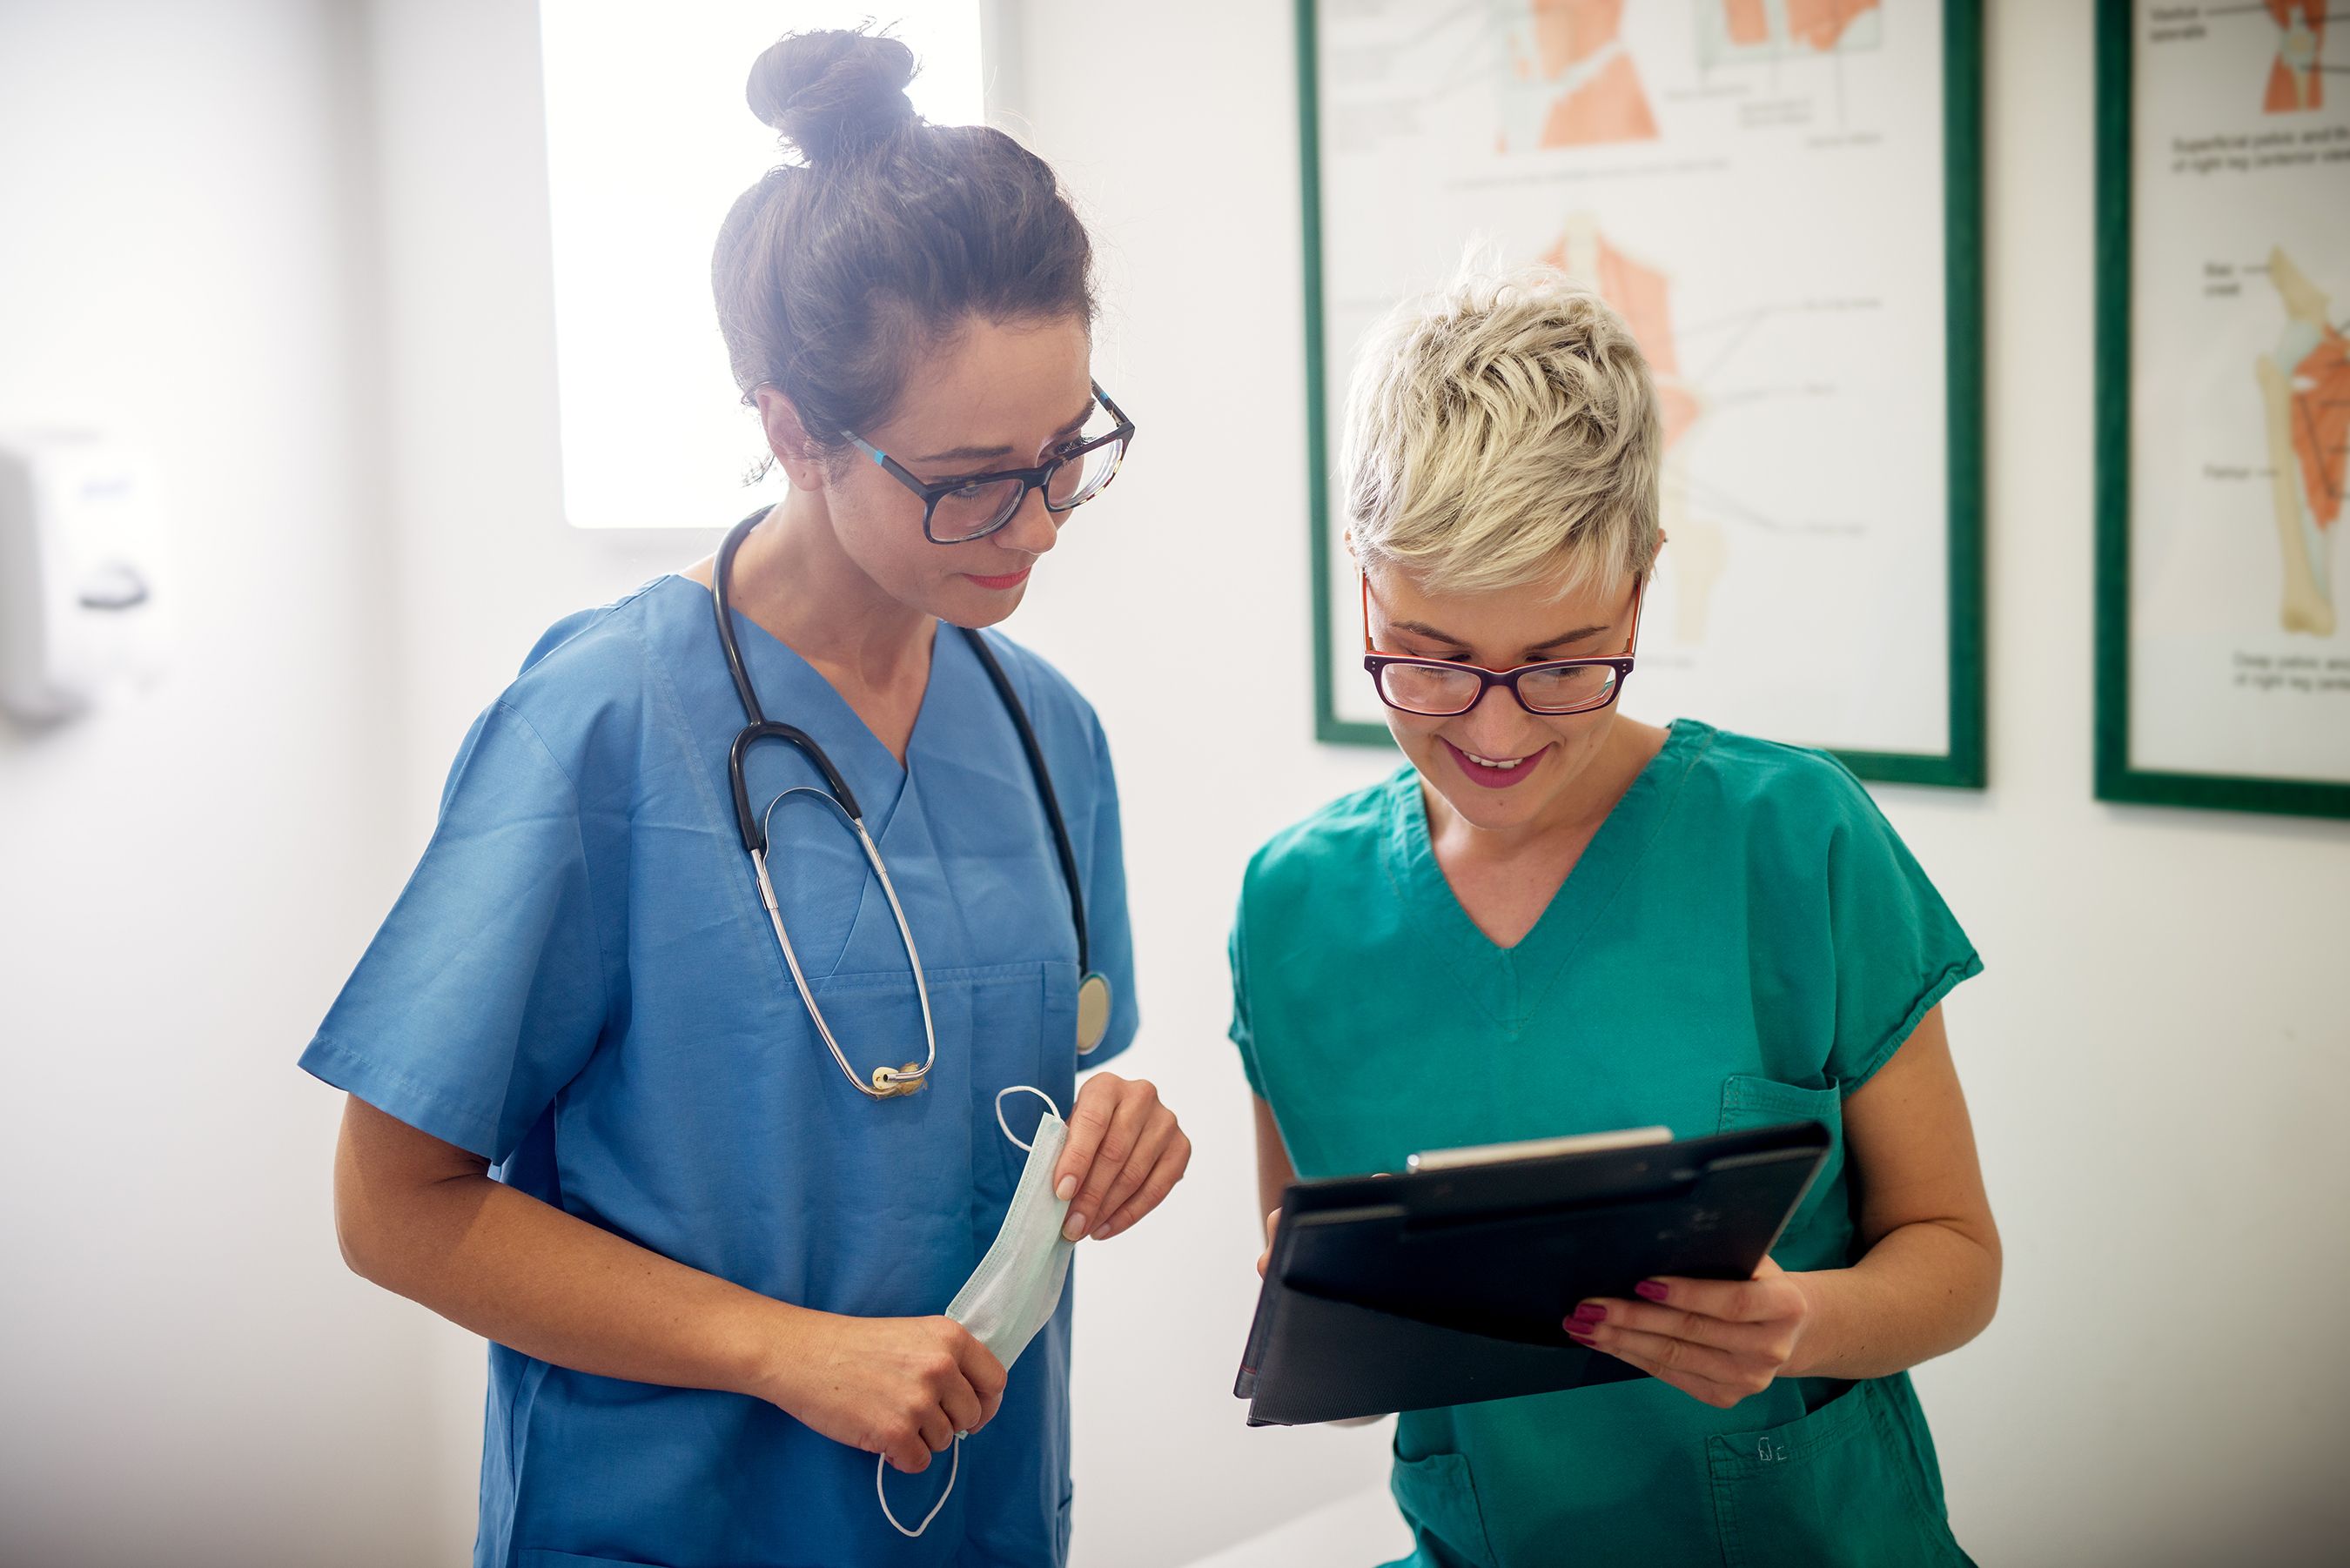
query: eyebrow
[
  {"left": 910, "top": 398, "right": 1097, "bottom": 467},
  {"left": 1389, "top": 618, "right": 1615, "bottom": 654}
]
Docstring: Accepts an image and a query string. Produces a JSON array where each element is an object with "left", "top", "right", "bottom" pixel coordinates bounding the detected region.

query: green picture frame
[
  {"left": 1295, "top": 0, "right": 1987, "bottom": 787},
  {"left": 2092, "top": 0, "right": 2350, "bottom": 821}
]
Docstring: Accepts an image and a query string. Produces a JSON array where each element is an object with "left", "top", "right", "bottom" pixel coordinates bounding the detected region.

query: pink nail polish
[
  {"left": 1571, "top": 1303, "right": 1606, "bottom": 1324},
  {"left": 1635, "top": 1280, "right": 1669, "bottom": 1303}
]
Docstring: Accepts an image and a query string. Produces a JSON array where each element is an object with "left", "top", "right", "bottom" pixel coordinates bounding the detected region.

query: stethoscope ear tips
[{"left": 870, "top": 1063, "right": 930, "bottom": 1096}]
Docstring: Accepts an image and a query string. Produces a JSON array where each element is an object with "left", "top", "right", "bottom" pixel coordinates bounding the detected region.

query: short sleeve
[
  {"left": 1077, "top": 710, "right": 1142, "bottom": 1066},
  {"left": 1817, "top": 760, "right": 1982, "bottom": 1093},
  {"left": 1226, "top": 884, "right": 1271, "bottom": 1098},
  {"left": 298, "top": 700, "right": 611, "bottom": 1163}
]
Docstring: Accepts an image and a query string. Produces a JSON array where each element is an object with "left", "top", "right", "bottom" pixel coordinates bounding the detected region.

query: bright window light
[{"left": 536, "top": 3, "right": 986, "bottom": 530}]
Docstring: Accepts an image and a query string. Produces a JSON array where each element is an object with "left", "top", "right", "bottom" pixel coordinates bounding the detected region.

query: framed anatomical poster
[
  {"left": 2095, "top": 0, "right": 2350, "bottom": 818},
  {"left": 1296, "top": 0, "right": 1986, "bottom": 786}
]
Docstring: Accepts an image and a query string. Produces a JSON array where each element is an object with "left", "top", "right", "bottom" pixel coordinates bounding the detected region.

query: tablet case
[{"left": 1235, "top": 1121, "right": 1830, "bottom": 1426}]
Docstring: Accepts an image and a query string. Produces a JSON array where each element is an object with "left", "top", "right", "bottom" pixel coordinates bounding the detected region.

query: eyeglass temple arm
[
  {"left": 1091, "top": 380, "right": 1134, "bottom": 435},
  {"left": 851, "top": 383, "right": 1128, "bottom": 483},
  {"left": 849, "top": 436, "right": 926, "bottom": 493}
]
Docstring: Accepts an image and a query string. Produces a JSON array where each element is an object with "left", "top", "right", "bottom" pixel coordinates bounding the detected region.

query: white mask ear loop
[
  {"left": 878, "top": 1440, "right": 960, "bottom": 1539},
  {"left": 876, "top": 1085, "right": 1063, "bottom": 1539},
  {"left": 995, "top": 1084, "right": 1063, "bottom": 1151}
]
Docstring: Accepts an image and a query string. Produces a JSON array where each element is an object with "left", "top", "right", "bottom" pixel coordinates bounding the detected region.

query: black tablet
[{"left": 1235, "top": 1120, "right": 1832, "bottom": 1426}]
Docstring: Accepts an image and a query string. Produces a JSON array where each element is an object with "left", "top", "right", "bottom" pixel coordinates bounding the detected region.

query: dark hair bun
[{"left": 747, "top": 29, "right": 918, "bottom": 164}]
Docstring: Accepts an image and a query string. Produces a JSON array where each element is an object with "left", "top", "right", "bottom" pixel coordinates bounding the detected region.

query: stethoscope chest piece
[{"left": 1076, "top": 972, "right": 1113, "bottom": 1056}]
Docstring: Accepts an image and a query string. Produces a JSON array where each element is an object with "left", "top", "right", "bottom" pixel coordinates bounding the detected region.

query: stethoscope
[{"left": 712, "top": 512, "right": 1112, "bottom": 1099}]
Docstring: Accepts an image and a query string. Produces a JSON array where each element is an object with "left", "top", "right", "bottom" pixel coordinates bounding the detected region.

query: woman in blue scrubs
[
  {"left": 1233, "top": 269, "right": 1999, "bottom": 1567},
  {"left": 306, "top": 31, "right": 1187, "bottom": 1567}
]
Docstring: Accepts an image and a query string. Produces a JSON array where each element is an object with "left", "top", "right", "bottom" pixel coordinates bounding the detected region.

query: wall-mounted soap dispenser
[{"left": 0, "top": 432, "right": 170, "bottom": 722}]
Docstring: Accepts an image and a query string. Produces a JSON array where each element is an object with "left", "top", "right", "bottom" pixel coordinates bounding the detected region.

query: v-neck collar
[
  {"left": 1382, "top": 720, "right": 1714, "bottom": 1030},
  {"left": 669, "top": 573, "right": 951, "bottom": 835}
]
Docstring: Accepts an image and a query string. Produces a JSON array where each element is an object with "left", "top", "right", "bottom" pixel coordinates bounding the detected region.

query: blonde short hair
[{"left": 1340, "top": 263, "right": 1662, "bottom": 600}]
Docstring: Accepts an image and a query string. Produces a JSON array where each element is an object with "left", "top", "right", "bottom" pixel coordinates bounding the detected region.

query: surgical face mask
[
  {"left": 950, "top": 1087, "right": 1079, "bottom": 1367},
  {"left": 878, "top": 1085, "right": 1077, "bottom": 1538}
]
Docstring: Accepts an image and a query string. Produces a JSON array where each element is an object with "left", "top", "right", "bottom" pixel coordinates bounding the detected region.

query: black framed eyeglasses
[
  {"left": 1359, "top": 573, "right": 1645, "bottom": 717},
  {"left": 847, "top": 380, "right": 1136, "bottom": 544}
]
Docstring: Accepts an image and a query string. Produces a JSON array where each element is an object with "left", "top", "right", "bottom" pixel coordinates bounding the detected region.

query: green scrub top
[{"left": 1229, "top": 721, "right": 1981, "bottom": 1568}]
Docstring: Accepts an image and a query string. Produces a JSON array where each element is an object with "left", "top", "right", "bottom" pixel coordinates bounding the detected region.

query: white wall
[
  {"left": 0, "top": 3, "right": 435, "bottom": 1565},
  {"left": 361, "top": 0, "right": 696, "bottom": 834}
]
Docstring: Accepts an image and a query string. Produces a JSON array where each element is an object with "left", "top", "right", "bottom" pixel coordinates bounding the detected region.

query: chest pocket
[{"left": 1717, "top": 1075, "right": 1850, "bottom": 1271}]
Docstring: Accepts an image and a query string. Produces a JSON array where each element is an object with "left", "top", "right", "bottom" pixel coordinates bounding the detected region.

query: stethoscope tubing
[
  {"left": 712, "top": 512, "right": 1106, "bottom": 1098},
  {"left": 751, "top": 786, "right": 940, "bottom": 1099}
]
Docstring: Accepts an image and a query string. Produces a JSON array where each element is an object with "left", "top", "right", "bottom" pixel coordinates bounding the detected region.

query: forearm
[
  {"left": 1252, "top": 1095, "right": 1295, "bottom": 1230},
  {"left": 339, "top": 1155, "right": 803, "bottom": 1401},
  {"left": 1788, "top": 1217, "right": 2000, "bottom": 1381}
]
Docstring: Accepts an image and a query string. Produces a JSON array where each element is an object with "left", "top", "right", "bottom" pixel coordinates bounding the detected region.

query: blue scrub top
[{"left": 301, "top": 573, "right": 1138, "bottom": 1568}]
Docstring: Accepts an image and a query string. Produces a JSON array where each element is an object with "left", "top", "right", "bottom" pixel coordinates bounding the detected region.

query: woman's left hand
[
  {"left": 1052, "top": 1073, "right": 1191, "bottom": 1243},
  {"left": 1565, "top": 1256, "right": 1815, "bottom": 1409}
]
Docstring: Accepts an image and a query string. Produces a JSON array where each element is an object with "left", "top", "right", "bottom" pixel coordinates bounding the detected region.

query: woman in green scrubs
[{"left": 1231, "top": 269, "right": 1999, "bottom": 1568}]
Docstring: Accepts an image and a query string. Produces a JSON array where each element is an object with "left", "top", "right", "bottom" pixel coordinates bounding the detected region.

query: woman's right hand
[{"left": 754, "top": 1311, "right": 1007, "bottom": 1475}]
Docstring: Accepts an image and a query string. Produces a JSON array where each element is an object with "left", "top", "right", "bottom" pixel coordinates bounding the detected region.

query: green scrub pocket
[
  {"left": 1704, "top": 1378, "right": 1972, "bottom": 1568},
  {"left": 1388, "top": 1444, "right": 1499, "bottom": 1568}
]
